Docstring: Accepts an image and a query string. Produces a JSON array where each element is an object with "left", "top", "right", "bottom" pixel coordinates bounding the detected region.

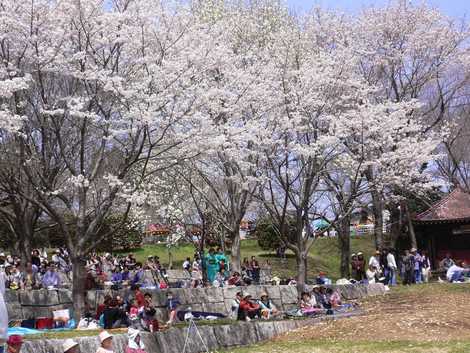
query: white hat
[
  {"left": 63, "top": 339, "right": 79, "bottom": 352},
  {"left": 357, "top": 252, "right": 363, "bottom": 256},
  {"left": 243, "top": 292, "right": 252, "bottom": 299},
  {"left": 411, "top": 248, "right": 417, "bottom": 252},
  {"left": 0, "top": 253, "right": 4, "bottom": 257},
  {"left": 99, "top": 331, "right": 113, "bottom": 343}
]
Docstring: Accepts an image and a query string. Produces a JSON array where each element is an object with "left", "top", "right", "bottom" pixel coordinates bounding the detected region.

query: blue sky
[{"left": 286, "top": 0, "right": 470, "bottom": 19}]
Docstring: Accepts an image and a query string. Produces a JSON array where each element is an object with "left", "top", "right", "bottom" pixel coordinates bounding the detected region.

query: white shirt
[
  {"left": 366, "top": 269, "right": 376, "bottom": 283},
  {"left": 0, "top": 271, "right": 7, "bottom": 342},
  {"left": 446, "top": 265, "right": 465, "bottom": 281},
  {"left": 387, "top": 253, "right": 397, "bottom": 270},
  {"left": 369, "top": 256, "right": 380, "bottom": 269}
]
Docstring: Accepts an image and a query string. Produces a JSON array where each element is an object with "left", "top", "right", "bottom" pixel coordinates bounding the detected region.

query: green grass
[
  {"left": 220, "top": 339, "right": 470, "bottom": 353},
  {"left": 114, "top": 235, "right": 376, "bottom": 280}
]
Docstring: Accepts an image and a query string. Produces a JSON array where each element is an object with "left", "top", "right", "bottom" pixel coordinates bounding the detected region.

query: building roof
[{"left": 414, "top": 188, "right": 470, "bottom": 224}]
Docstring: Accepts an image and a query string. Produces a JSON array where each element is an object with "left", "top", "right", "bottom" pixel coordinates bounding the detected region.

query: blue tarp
[{"left": 7, "top": 327, "right": 73, "bottom": 336}]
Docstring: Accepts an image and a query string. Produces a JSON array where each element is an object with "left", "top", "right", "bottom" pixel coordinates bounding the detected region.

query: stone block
[
  {"left": 57, "top": 289, "right": 73, "bottom": 304},
  {"left": 280, "top": 285, "right": 298, "bottom": 304},
  {"left": 213, "top": 322, "right": 258, "bottom": 347},
  {"left": 154, "top": 308, "right": 168, "bottom": 322},
  {"left": 20, "top": 289, "right": 59, "bottom": 306},
  {"left": 6, "top": 303, "right": 23, "bottom": 320},
  {"left": 142, "top": 289, "right": 168, "bottom": 307},
  {"left": 255, "top": 321, "right": 277, "bottom": 341},
  {"left": 203, "top": 301, "right": 228, "bottom": 315},
  {"left": 223, "top": 286, "right": 246, "bottom": 299},
  {"left": 366, "top": 283, "right": 386, "bottom": 296},
  {"left": 5, "top": 289, "right": 19, "bottom": 304},
  {"left": 264, "top": 285, "right": 281, "bottom": 299}
]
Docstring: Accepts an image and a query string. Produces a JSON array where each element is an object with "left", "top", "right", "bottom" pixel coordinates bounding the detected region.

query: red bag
[{"left": 36, "top": 317, "right": 54, "bottom": 329}]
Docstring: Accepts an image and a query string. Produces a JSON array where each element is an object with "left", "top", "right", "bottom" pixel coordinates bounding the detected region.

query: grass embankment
[
  {"left": 223, "top": 283, "right": 470, "bottom": 353},
  {"left": 116, "top": 235, "right": 376, "bottom": 280}
]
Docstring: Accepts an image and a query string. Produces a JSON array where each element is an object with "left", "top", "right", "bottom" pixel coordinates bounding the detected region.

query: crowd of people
[
  {"left": 0, "top": 246, "right": 272, "bottom": 292},
  {"left": 5, "top": 328, "right": 147, "bottom": 353}
]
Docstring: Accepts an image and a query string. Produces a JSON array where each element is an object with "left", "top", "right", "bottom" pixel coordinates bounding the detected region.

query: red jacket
[{"left": 239, "top": 299, "right": 260, "bottom": 312}]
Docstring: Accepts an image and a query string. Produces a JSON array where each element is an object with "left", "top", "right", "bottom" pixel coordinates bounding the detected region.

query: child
[
  {"left": 166, "top": 292, "right": 180, "bottom": 325},
  {"left": 125, "top": 328, "right": 147, "bottom": 353},
  {"left": 96, "top": 331, "right": 114, "bottom": 353}
]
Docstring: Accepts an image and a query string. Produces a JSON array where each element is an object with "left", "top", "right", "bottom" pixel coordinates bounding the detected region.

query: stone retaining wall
[
  {"left": 6, "top": 283, "right": 385, "bottom": 322},
  {"left": 20, "top": 314, "right": 363, "bottom": 353}
]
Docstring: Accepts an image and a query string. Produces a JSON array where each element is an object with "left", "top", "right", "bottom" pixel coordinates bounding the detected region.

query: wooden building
[{"left": 414, "top": 189, "right": 470, "bottom": 268}]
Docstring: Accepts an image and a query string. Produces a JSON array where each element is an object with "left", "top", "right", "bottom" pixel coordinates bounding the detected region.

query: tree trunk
[
  {"left": 406, "top": 203, "right": 417, "bottom": 249},
  {"left": 371, "top": 190, "right": 384, "bottom": 249},
  {"left": 296, "top": 251, "right": 307, "bottom": 296},
  {"left": 338, "top": 215, "right": 351, "bottom": 278},
  {"left": 168, "top": 248, "right": 173, "bottom": 269},
  {"left": 388, "top": 204, "right": 401, "bottom": 249},
  {"left": 230, "top": 231, "right": 241, "bottom": 273},
  {"left": 71, "top": 256, "right": 87, "bottom": 322}
]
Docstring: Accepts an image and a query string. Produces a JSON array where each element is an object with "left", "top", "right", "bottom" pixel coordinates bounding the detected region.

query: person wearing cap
[
  {"left": 125, "top": 328, "right": 147, "bottom": 353},
  {"left": 97, "top": 331, "right": 114, "bottom": 353},
  {"left": 63, "top": 339, "right": 80, "bottom": 353},
  {"left": 258, "top": 292, "right": 279, "bottom": 319},
  {"left": 6, "top": 335, "right": 22, "bottom": 353},
  {"left": 239, "top": 293, "right": 261, "bottom": 321}
]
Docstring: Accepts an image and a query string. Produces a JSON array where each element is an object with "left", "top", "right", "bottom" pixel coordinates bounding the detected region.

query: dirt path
[{"left": 275, "top": 284, "right": 470, "bottom": 343}]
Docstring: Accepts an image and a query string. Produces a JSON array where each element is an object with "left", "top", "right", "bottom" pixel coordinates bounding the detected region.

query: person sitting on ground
[
  {"left": 97, "top": 331, "right": 114, "bottom": 353},
  {"left": 258, "top": 292, "right": 279, "bottom": 319},
  {"left": 446, "top": 260, "right": 470, "bottom": 283},
  {"left": 440, "top": 253, "right": 455, "bottom": 272},
  {"left": 21, "top": 262, "right": 40, "bottom": 290},
  {"left": 126, "top": 328, "right": 147, "bottom": 353},
  {"left": 315, "top": 271, "right": 330, "bottom": 285},
  {"left": 238, "top": 293, "right": 261, "bottom": 321},
  {"left": 228, "top": 272, "right": 243, "bottom": 286},
  {"left": 231, "top": 291, "right": 243, "bottom": 320},
  {"left": 6, "top": 335, "right": 23, "bottom": 353},
  {"left": 103, "top": 298, "right": 128, "bottom": 329},
  {"left": 42, "top": 263, "right": 61, "bottom": 288},
  {"left": 128, "top": 298, "right": 140, "bottom": 321},
  {"left": 299, "top": 291, "right": 322, "bottom": 316},
  {"left": 140, "top": 293, "right": 159, "bottom": 332},
  {"left": 182, "top": 257, "right": 191, "bottom": 274},
  {"left": 96, "top": 295, "right": 112, "bottom": 320},
  {"left": 366, "top": 265, "right": 378, "bottom": 284},
  {"left": 166, "top": 292, "right": 181, "bottom": 325},
  {"left": 132, "top": 284, "right": 146, "bottom": 308},
  {"left": 213, "top": 268, "right": 228, "bottom": 287},
  {"left": 326, "top": 288, "right": 342, "bottom": 308},
  {"left": 63, "top": 339, "right": 80, "bottom": 353},
  {"left": 132, "top": 263, "right": 144, "bottom": 285}
]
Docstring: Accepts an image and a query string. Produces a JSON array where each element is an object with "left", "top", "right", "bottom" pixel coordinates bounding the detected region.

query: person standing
[
  {"left": 402, "top": 250, "right": 415, "bottom": 285},
  {"left": 386, "top": 249, "right": 397, "bottom": 286},
  {"left": 421, "top": 250, "right": 431, "bottom": 283},
  {"left": 205, "top": 248, "right": 218, "bottom": 284},
  {"left": 356, "top": 253, "right": 366, "bottom": 281},
  {"left": 250, "top": 256, "right": 260, "bottom": 284},
  {"left": 411, "top": 248, "right": 422, "bottom": 284}
]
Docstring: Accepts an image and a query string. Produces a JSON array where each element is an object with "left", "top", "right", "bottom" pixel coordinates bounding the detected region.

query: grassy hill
[{"left": 116, "top": 234, "right": 376, "bottom": 280}]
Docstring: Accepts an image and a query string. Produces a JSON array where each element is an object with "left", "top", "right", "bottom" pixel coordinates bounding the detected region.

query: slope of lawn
[
  {"left": 115, "top": 234, "right": 376, "bottom": 280},
  {"left": 221, "top": 283, "right": 470, "bottom": 353}
]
